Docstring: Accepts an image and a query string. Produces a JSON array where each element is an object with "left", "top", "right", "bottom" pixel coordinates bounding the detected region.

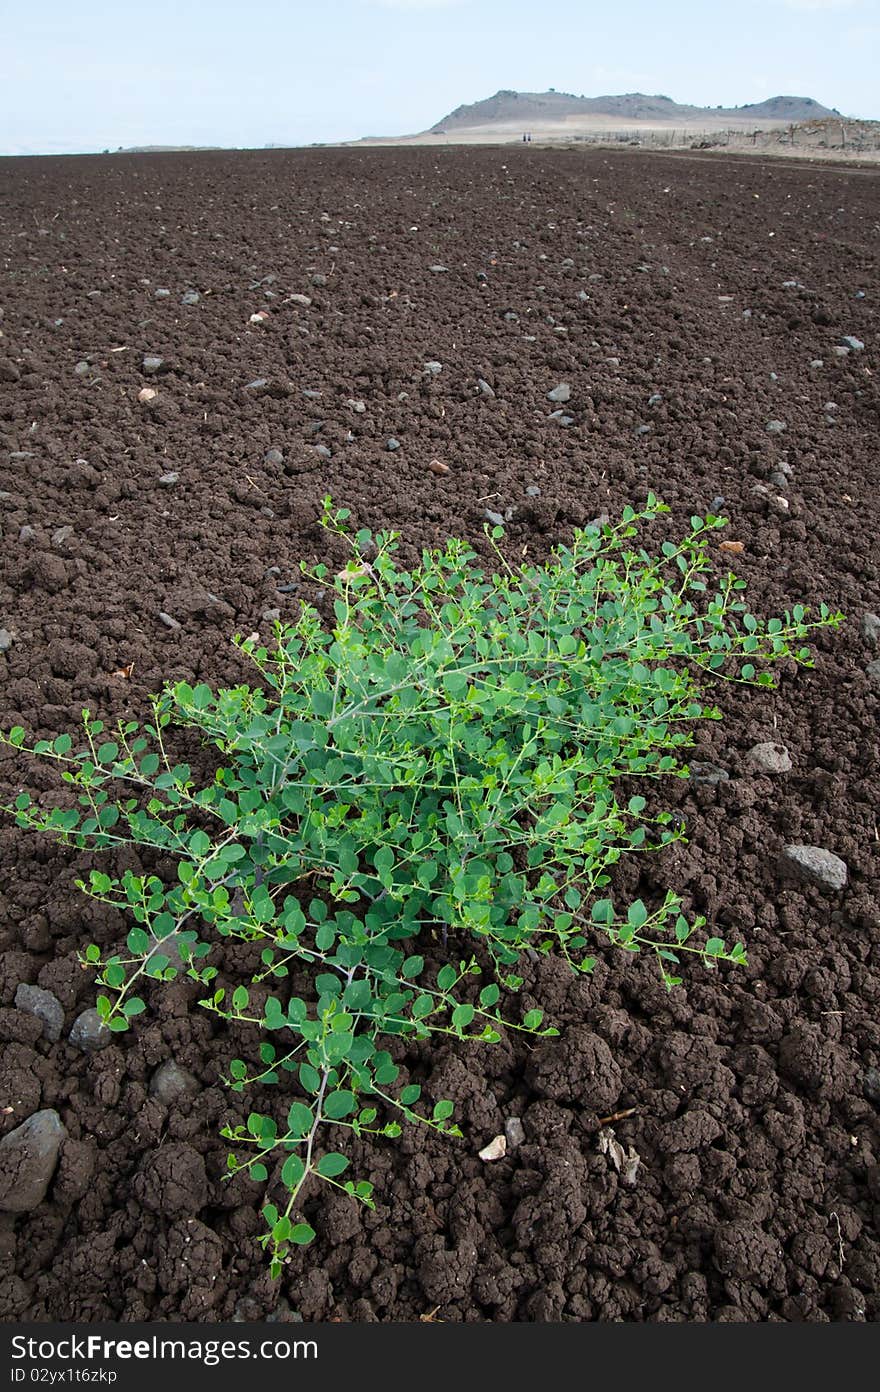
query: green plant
[{"left": 1, "top": 497, "right": 840, "bottom": 1273}]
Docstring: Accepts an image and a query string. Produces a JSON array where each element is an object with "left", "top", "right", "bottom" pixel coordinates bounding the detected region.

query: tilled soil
[{"left": 0, "top": 146, "right": 878, "bottom": 1323}]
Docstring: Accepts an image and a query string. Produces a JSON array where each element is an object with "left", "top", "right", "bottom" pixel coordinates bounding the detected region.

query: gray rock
[
  {"left": 484, "top": 509, "right": 505, "bottom": 527},
  {"left": 747, "top": 742, "right": 792, "bottom": 775},
  {"left": 841, "top": 336, "right": 864, "bottom": 352},
  {"left": 504, "top": 1116, "right": 526, "bottom": 1149},
  {"left": 687, "top": 762, "right": 729, "bottom": 785},
  {"left": 18, "top": 526, "right": 35, "bottom": 543},
  {"left": 809, "top": 359, "right": 824, "bottom": 368},
  {"left": 547, "top": 383, "right": 571, "bottom": 403},
  {"left": 864, "top": 1068, "right": 880, "bottom": 1106},
  {"left": 51, "top": 525, "right": 74, "bottom": 547},
  {"left": 143, "top": 356, "right": 164, "bottom": 375},
  {"left": 311, "top": 273, "right": 328, "bottom": 287},
  {"left": 302, "top": 388, "right": 322, "bottom": 399},
  {"left": 503, "top": 311, "right": 519, "bottom": 322},
  {"left": 867, "top": 659, "right": 880, "bottom": 684},
  {"left": 158, "top": 472, "right": 179, "bottom": 487},
  {"left": 648, "top": 393, "right": 662, "bottom": 406},
  {"left": 860, "top": 613, "right": 880, "bottom": 646},
  {"left": 265, "top": 447, "right": 284, "bottom": 465},
  {"left": 153, "top": 288, "right": 171, "bottom": 299},
  {"left": 428, "top": 264, "right": 448, "bottom": 273},
  {"left": 246, "top": 378, "right": 268, "bottom": 390},
  {"left": 69, "top": 1008, "right": 110, "bottom": 1052},
  {"left": 314, "top": 444, "right": 332, "bottom": 461},
  {"left": 345, "top": 399, "right": 366, "bottom": 413},
  {"left": 833, "top": 345, "right": 850, "bottom": 358},
  {"left": 525, "top": 485, "right": 541, "bottom": 498},
  {"left": 181, "top": 290, "right": 201, "bottom": 305},
  {"left": 0, "top": 1110, "right": 67, "bottom": 1212},
  {"left": 0, "top": 629, "right": 12, "bottom": 652},
  {"left": 769, "top": 471, "right": 789, "bottom": 491},
  {"left": 149, "top": 1060, "right": 200, "bottom": 1105},
  {"left": 289, "top": 294, "right": 312, "bottom": 307},
  {"left": 262, "top": 608, "right": 281, "bottom": 622},
  {"left": 386, "top": 438, "right": 401, "bottom": 452},
  {"left": 577, "top": 290, "right": 590, "bottom": 302},
  {"left": 14, "top": 985, "right": 64, "bottom": 1043},
  {"left": 0, "top": 359, "right": 21, "bottom": 383},
  {"left": 74, "top": 361, "right": 91, "bottom": 376},
  {"left": 781, "top": 844, "right": 847, "bottom": 893},
  {"left": 423, "top": 361, "right": 442, "bottom": 375},
  {"left": 635, "top": 424, "right": 652, "bottom": 436},
  {"left": 605, "top": 356, "right": 620, "bottom": 368},
  {"left": 477, "top": 378, "right": 495, "bottom": 397},
  {"left": 158, "top": 612, "right": 181, "bottom": 631},
  {"left": 765, "top": 419, "right": 787, "bottom": 434}
]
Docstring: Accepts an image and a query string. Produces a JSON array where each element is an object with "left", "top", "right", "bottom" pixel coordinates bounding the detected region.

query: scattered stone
[
  {"left": 153, "top": 287, "right": 171, "bottom": 299},
  {"left": 51, "top": 526, "right": 74, "bottom": 547},
  {"left": 477, "top": 378, "right": 495, "bottom": 397},
  {"left": 648, "top": 393, "right": 663, "bottom": 406},
  {"left": 765, "top": 419, "right": 787, "bottom": 434},
  {"left": 525, "top": 485, "right": 541, "bottom": 498},
  {"left": 149, "top": 1060, "right": 200, "bottom": 1105},
  {"left": 769, "top": 471, "right": 790, "bottom": 491},
  {"left": 833, "top": 345, "right": 850, "bottom": 358},
  {"left": 265, "top": 447, "right": 284, "bottom": 466},
  {"left": 386, "top": 438, "right": 401, "bottom": 452},
  {"left": 747, "top": 742, "right": 792, "bottom": 774},
  {"left": 860, "top": 612, "right": 880, "bottom": 646},
  {"left": 428, "top": 459, "right": 449, "bottom": 476},
  {"left": 142, "top": 356, "right": 163, "bottom": 375},
  {"left": 181, "top": 290, "right": 200, "bottom": 305},
  {"left": 158, "top": 472, "right": 179, "bottom": 487},
  {"left": 137, "top": 387, "right": 158, "bottom": 403},
  {"left": 262, "top": 608, "right": 281, "bottom": 623},
  {"left": 245, "top": 378, "right": 268, "bottom": 391},
  {"left": 423, "top": 361, "right": 442, "bottom": 375},
  {"left": 311, "top": 273, "right": 328, "bottom": 287},
  {"left": 69, "top": 1008, "right": 110, "bottom": 1052},
  {"left": 605, "top": 356, "right": 620, "bottom": 368},
  {"left": 249, "top": 312, "right": 269, "bottom": 325},
  {"left": 867, "top": 659, "right": 880, "bottom": 685},
  {"left": 635, "top": 424, "right": 652, "bottom": 436},
  {"left": 346, "top": 399, "right": 366, "bottom": 413},
  {"left": 547, "top": 383, "right": 571, "bottom": 403},
  {"left": 302, "top": 388, "right": 322, "bottom": 400},
  {"left": 863, "top": 1068, "right": 880, "bottom": 1106},
  {"left": 484, "top": 509, "right": 505, "bottom": 527},
  {"left": 289, "top": 294, "right": 312, "bottom": 308},
  {"left": 0, "top": 629, "right": 12, "bottom": 652},
  {"left": 0, "top": 1110, "right": 67, "bottom": 1212},
  {"left": 577, "top": 290, "right": 590, "bottom": 302},
  {"left": 504, "top": 1116, "right": 526, "bottom": 1149},
  {"left": 74, "top": 361, "right": 91, "bottom": 377},
  {"left": 841, "top": 336, "right": 864, "bottom": 352},
  {"left": 314, "top": 444, "right": 331, "bottom": 461},
  {"left": 428, "top": 264, "right": 448, "bottom": 273},
  {"left": 687, "top": 762, "right": 729, "bottom": 785},
  {"left": 503, "top": 311, "right": 519, "bottom": 322},
  {"left": 809, "top": 359, "right": 824, "bottom": 368},
  {"left": 478, "top": 1135, "right": 507, "bottom": 1162},
  {"left": 157, "top": 612, "right": 181, "bottom": 631},
  {"left": 780, "top": 844, "right": 847, "bottom": 893},
  {"left": 14, "top": 985, "right": 63, "bottom": 1043}
]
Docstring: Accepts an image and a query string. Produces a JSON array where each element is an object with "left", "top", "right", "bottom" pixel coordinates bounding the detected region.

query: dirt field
[{"left": 0, "top": 145, "right": 878, "bottom": 1323}]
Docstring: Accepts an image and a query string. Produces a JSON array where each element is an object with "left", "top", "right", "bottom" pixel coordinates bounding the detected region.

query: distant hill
[{"left": 430, "top": 89, "right": 837, "bottom": 132}]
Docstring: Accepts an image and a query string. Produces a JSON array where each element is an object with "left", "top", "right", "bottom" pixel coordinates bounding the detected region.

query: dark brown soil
[{"left": 0, "top": 146, "right": 878, "bottom": 1323}]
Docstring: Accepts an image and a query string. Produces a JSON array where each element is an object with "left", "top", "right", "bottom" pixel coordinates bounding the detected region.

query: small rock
[
  {"left": 158, "top": 472, "right": 179, "bottom": 487},
  {"left": 311, "top": 273, "right": 328, "bottom": 287},
  {"left": 302, "top": 388, "right": 322, "bottom": 399},
  {"left": 51, "top": 525, "right": 74, "bottom": 546},
  {"left": 265, "top": 447, "right": 284, "bottom": 466},
  {"left": 142, "top": 356, "right": 163, "bottom": 375},
  {"left": 137, "top": 387, "right": 158, "bottom": 403},
  {"left": 289, "top": 294, "right": 312, "bottom": 307},
  {"left": 0, "top": 629, "right": 13, "bottom": 652},
  {"left": 504, "top": 1116, "right": 526, "bottom": 1148},
  {"left": 833, "top": 345, "right": 850, "bottom": 358},
  {"left": 478, "top": 1135, "right": 507, "bottom": 1162},
  {"left": 0, "top": 360, "right": 21, "bottom": 383},
  {"left": 0, "top": 1110, "right": 67, "bottom": 1212},
  {"left": 74, "top": 361, "right": 91, "bottom": 377},
  {"left": 477, "top": 378, "right": 495, "bottom": 397},
  {"left": 860, "top": 613, "right": 880, "bottom": 646},
  {"left": 262, "top": 608, "right": 281, "bottom": 622},
  {"left": 780, "top": 844, "right": 847, "bottom": 893},
  {"left": 747, "top": 742, "right": 792, "bottom": 774},
  {"left": 181, "top": 290, "right": 200, "bottom": 305},
  {"left": 153, "top": 288, "right": 171, "bottom": 299},
  {"left": 14, "top": 985, "right": 64, "bottom": 1043},
  {"left": 841, "top": 336, "right": 864, "bottom": 352},
  {"left": 249, "top": 312, "right": 269, "bottom": 325},
  {"left": 605, "top": 356, "right": 620, "bottom": 368},
  {"left": 484, "top": 509, "right": 505, "bottom": 527},
  {"left": 648, "top": 393, "right": 662, "bottom": 406},
  {"left": 765, "top": 420, "right": 787, "bottom": 434},
  {"left": 149, "top": 1060, "right": 200, "bottom": 1105},
  {"left": 386, "top": 438, "right": 400, "bottom": 452},
  {"left": 157, "top": 612, "right": 181, "bottom": 631},
  {"left": 69, "top": 1008, "right": 110, "bottom": 1052},
  {"left": 687, "top": 762, "right": 729, "bottom": 785},
  {"left": 863, "top": 1068, "right": 880, "bottom": 1106},
  {"left": 428, "top": 459, "right": 449, "bottom": 476},
  {"left": 346, "top": 399, "right": 366, "bottom": 413},
  {"left": 423, "top": 361, "right": 442, "bottom": 375},
  {"left": 867, "top": 658, "right": 880, "bottom": 685},
  {"left": 577, "top": 290, "right": 590, "bottom": 302},
  {"left": 547, "top": 383, "right": 571, "bottom": 403},
  {"left": 314, "top": 444, "right": 331, "bottom": 461},
  {"left": 245, "top": 378, "right": 268, "bottom": 391},
  {"left": 809, "top": 359, "right": 824, "bottom": 368},
  {"left": 769, "top": 471, "right": 790, "bottom": 491},
  {"left": 428, "top": 264, "right": 448, "bottom": 273},
  {"left": 635, "top": 424, "right": 652, "bottom": 436},
  {"left": 525, "top": 485, "right": 541, "bottom": 498}
]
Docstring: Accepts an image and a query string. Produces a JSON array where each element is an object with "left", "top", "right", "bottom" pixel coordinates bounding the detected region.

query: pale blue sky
[{"left": 1, "top": 0, "right": 878, "bottom": 155}]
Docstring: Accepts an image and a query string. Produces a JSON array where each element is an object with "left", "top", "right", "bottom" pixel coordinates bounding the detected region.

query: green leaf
[
  {"left": 290, "top": 1222, "right": 316, "bottom": 1246},
  {"left": 433, "top": 1100, "right": 454, "bottom": 1121},
  {"left": 317, "top": 1152, "right": 350, "bottom": 1179},
  {"left": 286, "top": 1102, "right": 314, "bottom": 1137},
  {"left": 323, "top": 1090, "right": 356, "bottom": 1120}
]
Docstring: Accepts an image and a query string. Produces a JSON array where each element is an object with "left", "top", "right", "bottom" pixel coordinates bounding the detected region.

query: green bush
[{"left": 1, "top": 497, "right": 840, "bottom": 1273}]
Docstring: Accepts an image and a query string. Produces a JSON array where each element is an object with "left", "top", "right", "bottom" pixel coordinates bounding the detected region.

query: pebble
[
  {"left": 504, "top": 1116, "right": 526, "bottom": 1148},
  {"left": 311, "top": 273, "right": 328, "bottom": 287},
  {"left": 181, "top": 290, "right": 201, "bottom": 305},
  {"left": 346, "top": 399, "right": 366, "bottom": 413},
  {"left": 547, "top": 383, "right": 571, "bottom": 403},
  {"left": 153, "top": 288, "right": 171, "bottom": 299},
  {"left": 14, "top": 985, "right": 64, "bottom": 1042},
  {"left": 526, "top": 485, "right": 541, "bottom": 497},
  {"left": 0, "top": 629, "right": 12, "bottom": 652},
  {"left": 769, "top": 471, "right": 790, "bottom": 491},
  {"left": 504, "top": 311, "right": 519, "bottom": 322},
  {"left": 246, "top": 378, "right": 268, "bottom": 391},
  {"left": 262, "top": 608, "right": 281, "bottom": 622},
  {"left": 864, "top": 1068, "right": 880, "bottom": 1106},
  {"left": 386, "top": 438, "right": 401, "bottom": 452},
  {"left": 833, "top": 345, "right": 850, "bottom": 358},
  {"left": 142, "top": 356, "right": 163, "bottom": 375},
  {"left": 477, "top": 378, "right": 496, "bottom": 397},
  {"left": 635, "top": 424, "right": 652, "bottom": 436},
  {"left": 423, "top": 361, "right": 443, "bottom": 375},
  {"left": 841, "top": 336, "right": 864, "bottom": 351},
  {"left": 648, "top": 393, "right": 663, "bottom": 406},
  {"left": 158, "top": 472, "right": 179, "bottom": 487},
  {"left": 780, "top": 844, "right": 847, "bottom": 893},
  {"left": 860, "top": 613, "right": 880, "bottom": 646},
  {"left": 429, "top": 264, "right": 448, "bottom": 273},
  {"left": 149, "top": 1060, "right": 200, "bottom": 1104},
  {"left": 265, "top": 447, "right": 284, "bottom": 466},
  {"left": 0, "top": 1110, "right": 67, "bottom": 1212},
  {"left": 137, "top": 387, "right": 158, "bottom": 403},
  {"left": 810, "top": 359, "right": 824, "bottom": 368},
  {"left": 74, "top": 361, "right": 91, "bottom": 377},
  {"left": 18, "top": 526, "right": 35, "bottom": 543},
  {"left": 867, "top": 659, "right": 880, "bottom": 684},
  {"left": 484, "top": 509, "right": 505, "bottom": 527},
  {"left": 289, "top": 294, "right": 312, "bottom": 307},
  {"left": 687, "top": 762, "right": 729, "bottom": 785},
  {"left": 605, "top": 357, "right": 620, "bottom": 368},
  {"left": 314, "top": 444, "right": 331, "bottom": 461},
  {"left": 158, "top": 611, "right": 182, "bottom": 631},
  {"left": 428, "top": 459, "right": 449, "bottom": 476},
  {"left": 765, "top": 420, "right": 787, "bottom": 433},
  {"left": 747, "top": 742, "right": 792, "bottom": 774},
  {"left": 577, "top": 290, "right": 590, "bottom": 302},
  {"left": 302, "top": 388, "right": 322, "bottom": 399}
]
